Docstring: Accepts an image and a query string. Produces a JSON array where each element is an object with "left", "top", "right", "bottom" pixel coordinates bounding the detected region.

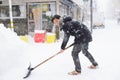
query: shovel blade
[{"left": 23, "top": 64, "right": 33, "bottom": 79}]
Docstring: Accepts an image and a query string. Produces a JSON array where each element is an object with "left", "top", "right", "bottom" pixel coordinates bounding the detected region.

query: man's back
[{"left": 62, "top": 21, "right": 92, "bottom": 43}]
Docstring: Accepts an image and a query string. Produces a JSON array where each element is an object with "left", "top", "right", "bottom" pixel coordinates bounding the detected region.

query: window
[{"left": 0, "top": 5, "right": 26, "bottom": 19}]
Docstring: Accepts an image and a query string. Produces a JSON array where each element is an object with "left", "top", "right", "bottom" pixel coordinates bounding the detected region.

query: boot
[
  {"left": 88, "top": 65, "right": 98, "bottom": 69},
  {"left": 68, "top": 70, "right": 81, "bottom": 75}
]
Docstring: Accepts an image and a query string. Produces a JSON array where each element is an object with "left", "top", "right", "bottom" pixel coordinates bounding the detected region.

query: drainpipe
[{"left": 8, "top": 0, "right": 14, "bottom": 31}]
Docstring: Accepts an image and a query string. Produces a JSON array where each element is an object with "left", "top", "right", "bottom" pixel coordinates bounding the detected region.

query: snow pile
[
  {"left": 0, "top": 24, "right": 29, "bottom": 80},
  {"left": 0, "top": 24, "right": 23, "bottom": 44}
]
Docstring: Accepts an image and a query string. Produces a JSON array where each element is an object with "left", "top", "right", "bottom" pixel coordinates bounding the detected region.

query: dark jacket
[{"left": 61, "top": 21, "right": 92, "bottom": 49}]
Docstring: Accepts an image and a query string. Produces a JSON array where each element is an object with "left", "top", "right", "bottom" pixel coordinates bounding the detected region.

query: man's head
[
  {"left": 61, "top": 16, "right": 73, "bottom": 32},
  {"left": 63, "top": 16, "right": 72, "bottom": 23}
]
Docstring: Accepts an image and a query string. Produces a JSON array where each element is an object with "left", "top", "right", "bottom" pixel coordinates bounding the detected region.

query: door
[{"left": 26, "top": 2, "right": 56, "bottom": 36}]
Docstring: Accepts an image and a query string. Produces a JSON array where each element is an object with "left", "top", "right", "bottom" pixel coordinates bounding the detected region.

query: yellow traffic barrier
[
  {"left": 20, "top": 36, "right": 28, "bottom": 42},
  {"left": 46, "top": 33, "right": 56, "bottom": 43}
]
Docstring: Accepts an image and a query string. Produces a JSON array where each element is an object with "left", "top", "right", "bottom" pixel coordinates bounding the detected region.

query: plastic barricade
[
  {"left": 34, "top": 30, "right": 46, "bottom": 43},
  {"left": 46, "top": 33, "right": 56, "bottom": 43},
  {"left": 20, "top": 36, "right": 28, "bottom": 42}
]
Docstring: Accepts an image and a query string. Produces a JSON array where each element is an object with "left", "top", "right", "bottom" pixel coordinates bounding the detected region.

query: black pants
[{"left": 71, "top": 43, "right": 98, "bottom": 72}]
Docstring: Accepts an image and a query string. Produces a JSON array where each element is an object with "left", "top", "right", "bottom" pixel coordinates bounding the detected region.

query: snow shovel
[{"left": 23, "top": 43, "right": 74, "bottom": 79}]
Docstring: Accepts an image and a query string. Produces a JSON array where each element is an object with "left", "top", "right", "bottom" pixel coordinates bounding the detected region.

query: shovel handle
[{"left": 33, "top": 43, "right": 74, "bottom": 69}]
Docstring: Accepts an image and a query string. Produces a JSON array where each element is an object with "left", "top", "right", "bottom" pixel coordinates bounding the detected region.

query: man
[
  {"left": 60, "top": 16, "right": 98, "bottom": 75},
  {"left": 51, "top": 14, "right": 61, "bottom": 40}
]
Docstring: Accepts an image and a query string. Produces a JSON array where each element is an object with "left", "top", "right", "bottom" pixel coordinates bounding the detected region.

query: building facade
[{"left": 0, "top": 0, "right": 82, "bottom": 36}]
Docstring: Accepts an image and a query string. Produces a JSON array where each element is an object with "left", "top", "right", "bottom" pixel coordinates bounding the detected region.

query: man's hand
[{"left": 59, "top": 49, "right": 64, "bottom": 53}]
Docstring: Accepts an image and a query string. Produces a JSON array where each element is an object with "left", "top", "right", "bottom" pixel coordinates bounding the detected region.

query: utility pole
[
  {"left": 8, "top": 0, "right": 14, "bottom": 31},
  {"left": 90, "top": 0, "right": 93, "bottom": 33},
  {"left": 83, "top": 0, "right": 93, "bottom": 33}
]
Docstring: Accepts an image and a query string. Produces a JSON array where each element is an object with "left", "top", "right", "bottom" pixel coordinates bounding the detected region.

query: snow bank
[{"left": 0, "top": 24, "right": 29, "bottom": 80}]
